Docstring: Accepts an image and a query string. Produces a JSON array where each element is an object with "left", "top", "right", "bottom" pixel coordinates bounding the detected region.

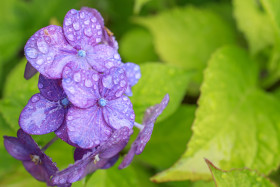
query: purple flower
[
  {"left": 19, "top": 74, "right": 69, "bottom": 135},
  {"left": 61, "top": 63, "right": 135, "bottom": 149},
  {"left": 119, "top": 94, "right": 170, "bottom": 169},
  {"left": 24, "top": 7, "right": 121, "bottom": 79},
  {"left": 122, "top": 62, "right": 141, "bottom": 96},
  {"left": 51, "top": 127, "right": 133, "bottom": 185},
  {"left": 3, "top": 129, "right": 71, "bottom": 186}
]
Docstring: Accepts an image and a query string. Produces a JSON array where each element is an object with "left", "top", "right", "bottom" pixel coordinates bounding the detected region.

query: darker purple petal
[
  {"left": 63, "top": 8, "right": 104, "bottom": 47},
  {"left": 24, "top": 61, "right": 38, "bottom": 80},
  {"left": 101, "top": 154, "right": 119, "bottom": 169},
  {"left": 55, "top": 121, "right": 79, "bottom": 147},
  {"left": 119, "top": 94, "right": 169, "bottom": 169},
  {"left": 74, "top": 148, "right": 93, "bottom": 161},
  {"left": 103, "top": 96, "right": 134, "bottom": 130},
  {"left": 24, "top": 25, "right": 75, "bottom": 79},
  {"left": 62, "top": 63, "right": 100, "bottom": 109},
  {"left": 3, "top": 136, "right": 31, "bottom": 160},
  {"left": 66, "top": 106, "right": 112, "bottom": 149},
  {"left": 22, "top": 161, "right": 49, "bottom": 182},
  {"left": 100, "top": 67, "right": 128, "bottom": 100},
  {"left": 39, "top": 74, "right": 66, "bottom": 101},
  {"left": 123, "top": 62, "right": 141, "bottom": 96},
  {"left": 19, "top": 93, "right": 65, "bottom": 135}
]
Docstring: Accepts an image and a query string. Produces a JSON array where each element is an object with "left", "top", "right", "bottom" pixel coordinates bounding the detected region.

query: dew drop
[
  {"left": 105, "top": 61, "right": 114, "bottom": 69},
  {"left": 120, "top": 80, "right": 126, "bottom": 87},
  {"left": 73, "top": 22, "right": 80, "bottom": 30},
  {"left": 65, "top": 18, "right": 72, "bottom": 26},
  {"left": 38, "top": 83, "right": 43, "bottom": 89},
  {"left": 84, "top": 28, "right": 93, "bottom": 37},
  {"left": 79, "top": 12, "right": 85, "bottom": 19},
  {"left": 25, "top": 48, "right": 38, "bottom": 59},
  {"left": 73, "top": 73, "right": 81, "bottom": 82},
  {"left": 113, "top": 78, "right": 119, "bottom": 84},
  {"left": 84, "top": 19, "right": 90, "bottom": 25},
  {"left": 115, "top": 90, "right": 123, "bottom": 97},
  {"left": 96, "top": 38, "right": 101, "bottom": 43},
  {"left": 123, "top": 97, "right": 128, "bottom": 101},
  {"left": 102, "top": 75, "right": 113, "bottom": 89},
  {"left": 37, "top": 40, "right": 48, "bottom": 54},
  {"left": 91, "top": 17, "right": 96, "bottom": 23},
  {"left": 36, "top": 58, "right": 44, "bottom": 65},
  {"left": 68, "top": 34, "right": 75, "bottom": 41},
  {"left": 71, "top": 9, "right": 77, "bottom": 14},
  {"left": 67, "top": 116, "right": 73, "bottom": 120},
  {"left": 95, "top": 140, "right": 100, "bottom": 145},
  {"left": 114, "top": 54, "right": 120, "bottom": 60},
  {"left": 96, "top": 24, "right": 101, "bottom": 30},
  {"left": 130, "top": 114, "right": 135, "bottom": 119},
  {"left": 85, "top": 79, "right": 93, "bottom": 87},
  {"left": 31, "top": 95, "right": 40, "bottom": 102},
  {"left": 92, "top": 73, "right": 99, "bottom": 81},
  {"left": 97, "top": 31, "right": 102, "bottom": 35}
]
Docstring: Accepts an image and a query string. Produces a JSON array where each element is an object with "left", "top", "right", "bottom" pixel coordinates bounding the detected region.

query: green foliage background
[{"left": 1, "top": 0, "right": 280, "bottom": 186}]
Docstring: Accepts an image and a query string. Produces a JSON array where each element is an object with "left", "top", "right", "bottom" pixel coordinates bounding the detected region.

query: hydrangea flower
[
  {"left": 3, "top": 129, "right": 71, "bottom": 187},
  {"left": 61, "top": 62, "right": 134, "bottom": 148},
  {"left": 19, "top": 74, "right": 70, "bottom": 135},
  {"left": 24, "top": 7, "right": 121, "bottom": 79},
  {"left": 51, "top": 127, "right": 133, "bottom": 184}
]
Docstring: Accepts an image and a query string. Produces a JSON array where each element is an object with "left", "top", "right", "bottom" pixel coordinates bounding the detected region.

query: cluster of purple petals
[{"left": 4, "top": 7, "right": 169, "bottom": 186}]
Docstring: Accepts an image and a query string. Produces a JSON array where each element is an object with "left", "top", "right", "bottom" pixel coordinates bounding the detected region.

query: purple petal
[
  {"left": 119, "top": 94, "right": 169, "bottom": 169},
  {"left": 52, "top": 127, "right": 131, "bottom": 184},
  {"left": 62, "top": 63, "right": 100, "bottom": 108},
  {"left": 19, "top": 93, "right": 65, "bottom": 135},
  {"left": 55, "top": 121, "right": 79, "bottom": 147},
  {"left": 63, "top": 8, "right": 104, "bottom": 47},
  {"left": 22, "top": 161, "right": 48, "bottom": 182},
  {"left": 66, "top": 106, "right": 112, "bottom": 149},
  {"left": 24, "top": 25, "right": 75, "bottom": 79},
  {"left": 3, "top": 136, "right": 31, "bottom": 160},
  {"left": 16, "top": 129, "right": 41, "bottom": 154},
  {"left": 74, "top": 148, "right": 93, "bottom": 161},
  {"left": 39, "top": 74, "right": 66, "bottom": 101},
  {"left": 101, "top": 154, "right": 119, "bottom": 169},
  {"left": 103, "top": 27, "right": 119, "bottom": 50},
  {"left": 103, "top": 96, "right": 134, "bottom": 130},
  {"left": 100, "top": 67, "right": 128, "bottom": 100},
  {"left": 24, "top": 61, "right": 38, "bottom": 80},
  {"left": 87, "top": 44, "right": 122, "bottom": 73},
  {"left": 123, "top": 62, "right": 141, "bottom": 87}
]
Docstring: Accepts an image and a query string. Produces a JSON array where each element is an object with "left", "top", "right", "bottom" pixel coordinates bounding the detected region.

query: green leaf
[
  {"left": 131, "top": 63, "right": 193, "bottom": 123},
  {"left": 151, "top": 46, "right": 280, "bottom": 182},
  {"left": 136, "top": 6, "right": 236, "bottom": 93},
  {"left": 206, "top": 159, "right": 276, "bottom": 187},
  {"left": 138, "top": 105, "right": 195, "bottom": 169},
  {"left": 134, "top": 0, "right": 151, "bottom": 14},
  {"left": 119, "top": 28, "right": 158, "bottom": 64},
  {"left": 0, "top": 59, "right": 38, "bottom": 130},
  {"left": 233, "top": 0, "right": 275, "bottom": 54},
  {"left": 85, "top": 162, "right": 157, "bottom": 187}
]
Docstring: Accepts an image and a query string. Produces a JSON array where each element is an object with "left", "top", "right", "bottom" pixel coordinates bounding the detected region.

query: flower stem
[
  {"left": 134, "top": 122, "right": 144, "bottom": 131},
  {"left": 41, "top": 136, "right": 59, "bottom": 152}
]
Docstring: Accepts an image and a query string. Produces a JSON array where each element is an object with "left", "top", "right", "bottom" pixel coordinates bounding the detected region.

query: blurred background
[{"left": 1, "top": 0, "right": 280, "bottom": 186}]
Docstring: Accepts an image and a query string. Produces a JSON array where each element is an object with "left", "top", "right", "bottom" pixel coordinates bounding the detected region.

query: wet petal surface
[
  {"left": 19, "top": 94, "right": 65, "bottom": 135},
  {"left": 24, "top": 25, "right": 75, "bottom": 78},
  {"left": 3, "top": 136, "right": 31, "bottom": 160},
  {"left": 24, "top": 61, "right": 38, "bottom": 80}
]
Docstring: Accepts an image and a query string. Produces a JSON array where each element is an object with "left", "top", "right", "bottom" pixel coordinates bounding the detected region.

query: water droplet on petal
[
  {"left": 37, "top": 40, "right": 48, "bottom": 54},
  {"left": 85, "top": 79, "right": 93, "bottom": 87},
  {"left": 114, "top": 54, "right": 120, "bottom": 60},
  {"left": 115, "top": 90, "right": 123, "bottom": 97},
  {"left": 71, "top": 9, "right": 77, "bottom": 14},
  {"left": 96, "top": 24, "right": 101, "bottom": 30},
  {"left": 130, "top": 114, "right": 135, "bottom": 119},
  {"left": 68, "top": 34, "right": 74, "bottom": 41},
  {"left": 92, "top": 74, "right": 99, "bottom": 81},
  {"left": 73, "top": 22, "right": 80, "bottom": 30},
  {"left": 84, "top": 19, "right": 90, "bottom": 25},
  {"left": 95, "top": 140, "right": 100, "bottom": 145},
  {"left": 79, "top": 12, "right": 85, "bottom": 18},
  {"left": 36, "top": 58, "right": 44, "bottom": 65},
  {"left": 73, "top": 73, "right": 81, "bottom": 82},
  {"left": 25, "top": 48, "right": 38, "bottom": 59},
  {"left": 96, "top": 38, "right": 101, "bottom": 43},
  {"left": 91, "top": 17, "right": 96, "bottom": 22},
  {"left": 65, "top": 18, "right": 72, "bottom": 26},
  {"left": 31, "top": 95, "right": 40, "bottom": 102},
  {"left": 97, "top": 31, "right": 102, "bottom": 35},
  {"left": 67, "top": 116, "right": 73, "bottom": 120},
  {"left": 102, "top": 75, "right": 113, "bottom": 89},
  {"left": 38, "top": 83, "right": 43, "bottom": 89},
  {"left": 123, "top": 97, "right": 128, "bottom": 101},
  {"left": 84, "top": 28, "right": 92, "bottom": 37},
  {"left": 113, "top": 78, "right": 119, "bottom": 84},
  {"left": 105, "top": 61, "right": 114, "bottom": 69},
  {"left": 120, "top": 80, "right": 126, "bottom": 87}
]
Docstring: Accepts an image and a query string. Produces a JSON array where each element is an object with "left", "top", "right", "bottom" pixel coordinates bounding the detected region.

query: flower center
[
  {"left": 98, "top": 98, "right": 107, "bottom": 107},
  {"left": 77, "top": 50, "right": 86, "bottom": 57},
  {"left": 30, "top": 154, "right": 41, "bottom": 165},
  {"left": 61, "top": 98, "right": 70, "bottom": 106}
]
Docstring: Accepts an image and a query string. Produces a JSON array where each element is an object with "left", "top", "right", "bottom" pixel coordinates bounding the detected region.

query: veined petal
[
  {"left": 24, "top": 25, "right": 75, "bottom": 79},
  {"left": 38, "top": 74, "right": 66, "bottom": 101},
  {"left": 103, "top": 96, "right": 134, "bottom": 130},
  {"left": 22, "top": 161, "right": 48, "bottom": 182},
  {"left": 19, "top": 94, "right": 65, "bottom": 135},
  {"left": 3, "top": 136, "right": 31, "bottom": 161},
  {"left": 66, "top": 106, "right": 112, "bottom": 149},
  {"left": 62, "top": 63, "right": 100, "bottom": 108},
  {"left": 100, "top": 67, "right": 128, "bottom": 100},
  {"left": 55, "top": 121, "right": 79, "bottom": 147},
  {"left": 63, "top": 8, "right": 104, "bottom": 47}
]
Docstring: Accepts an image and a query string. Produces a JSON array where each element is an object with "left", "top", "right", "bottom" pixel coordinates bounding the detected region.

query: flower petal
[
  {"left": 100, "top": 67, "right": 128, "bottom": 100},
  {"left": 3, "top": 136, "right": 31, "bottom": 160},
  {"left": 55, "top": 121, "right": 79, "bottom": 147},
  {"left": 103, "top": 96, "right": 134, "bottom": 130},
  {"left": 24, "top": 61, "right": 38, "bottom": 80},
  {"left": 63, "top": 8, "right": 104, "bottom": 47},
  {"left": 87, "top": 44, "right": 122, "bottom": 73},
  {"left": 101, "top": 154, "right": 119, "bottom": 169},
  {"left": 119, "top": 94, "right": 169, "bottom": 169},
  {"left": 38, "top": 74, "right": 66, "bottom": 101},
  {"left": 24, "top": 25, "right": 75, "bottom": 78},
  {"left": 19, "top": 94, "right": 65, "bottom": 135},
  {"left": 22, "top": 161, "right": 48, "bottom": 182},
  {"left": 122, "top": 62, "right": 141, "bottom": 96},
  {"left": 74, "top": 148, "right": 93, "bottom": 161},
  {"left": 62, "top": 63, "right": 100, "bottom": 108},
  {"left": 66, "top": 106, "right": 112, "bottom": 149}
]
